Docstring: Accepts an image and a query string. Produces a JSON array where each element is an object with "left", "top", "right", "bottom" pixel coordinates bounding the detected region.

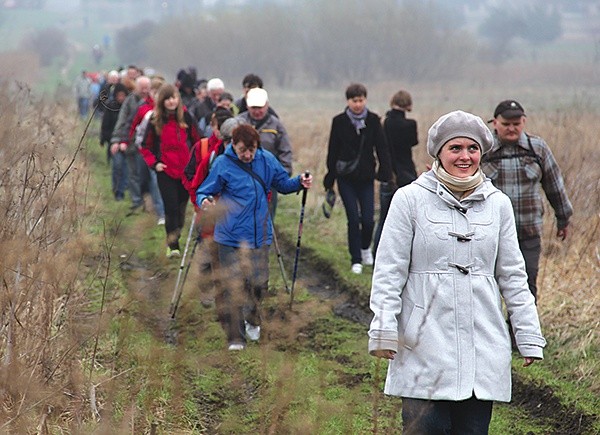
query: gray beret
[
  {"left": 220, "top": 117, "right": 246, "bottom": 141},
  {"left": 427, "top": 110, "right": 493, "bottom": 158}
]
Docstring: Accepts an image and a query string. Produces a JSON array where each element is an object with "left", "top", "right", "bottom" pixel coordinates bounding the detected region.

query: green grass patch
[{"left": 72, "top": 129, "right": 598, "bottom": 433}]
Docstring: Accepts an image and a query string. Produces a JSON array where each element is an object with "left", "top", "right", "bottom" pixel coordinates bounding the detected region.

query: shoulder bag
[{"left": 335, "top": 133, "right": 365, "bottom": 176}]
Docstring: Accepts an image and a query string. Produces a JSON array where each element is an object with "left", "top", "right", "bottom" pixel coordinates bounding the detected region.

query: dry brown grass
[
  {"left": 0, "top": 74, "right": 597, "bottom": 431},
  {"left": 0, "top": 82, "right": 100, "bottom": 432},
  {"left": 280, "top": 85, "right": 600, "bottom": 392},
  {"left": 0, "top": 52, "right": 40, "bottom": 86}
]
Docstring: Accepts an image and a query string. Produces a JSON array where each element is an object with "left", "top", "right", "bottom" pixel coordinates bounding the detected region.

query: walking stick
[
  {"left": 169, "top": 212, "right": 197, "bottom": 319},
  {"left": 270, "top": 219, "right": 291, "bottom": 293},
  {"left": 289, "top": 172, "right": 309, "bottom": 309},
  {"left": 169, "top": 233, "right": 202, "bottom": 320}
]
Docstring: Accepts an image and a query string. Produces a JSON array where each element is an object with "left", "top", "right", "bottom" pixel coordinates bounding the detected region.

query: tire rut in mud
[{"left": 275, "top": 232, "right": 597, "bottom": 435}]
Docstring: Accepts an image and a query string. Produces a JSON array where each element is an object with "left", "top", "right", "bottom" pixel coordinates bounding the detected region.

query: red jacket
[
  {"left": 183, "top": 133, "right": 223, "bottom": 206},
  {"left": 140, "top": 111, "right": 200, "bottom": 181}
]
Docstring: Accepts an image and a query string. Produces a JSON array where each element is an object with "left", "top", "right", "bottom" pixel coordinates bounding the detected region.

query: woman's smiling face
[
  {"left": 164, "top": 93, "right": 179, "bottom": 111},
  {"left": 438, "top": 137, "right": 481, "bottom": 178}
]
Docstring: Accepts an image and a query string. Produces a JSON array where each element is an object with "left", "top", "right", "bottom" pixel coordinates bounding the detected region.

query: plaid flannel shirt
[{"left": 481, "top": 132, "right": 573, "bottom": 240}]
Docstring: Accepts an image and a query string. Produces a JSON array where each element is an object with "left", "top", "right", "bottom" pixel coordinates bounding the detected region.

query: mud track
[
  {"left": 117, "top": 223, "right": 596, "bottom": 435},
  {"left": 276, "top": 233, "right": 597, "bottom": 435}
]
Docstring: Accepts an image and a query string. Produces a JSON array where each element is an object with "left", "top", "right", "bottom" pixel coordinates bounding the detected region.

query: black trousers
[
  {"left": 402, "top": 396, "right": 493, "bottom": 435},
  {"left": 518, "top": 236, "right": 541, "bottom": 301},
  {"left": 156, "top": 171, "right": 188, "bottom": 250}
]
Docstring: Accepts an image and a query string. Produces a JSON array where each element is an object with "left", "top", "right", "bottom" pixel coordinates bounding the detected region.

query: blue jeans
[
  {"left": 402, "top": 396, "right": 493, "bottom": 434},
  {"left": 216, "top": 244, "right": 269, "bottom": 344},
  {"left": 337, "top": 177, "right": 374, "bottom": 265},
  {"left": 77, "top": 97, "right": 89, "bottom": 118},
  {"left": 147, "top": 168, "right": 165, "bottom": 218},
  {"left": 111, "top": 151, "right": 128, "bottom": 199},
  {"left": 126, "top": 152, "right": 145, "bottom": 207}
]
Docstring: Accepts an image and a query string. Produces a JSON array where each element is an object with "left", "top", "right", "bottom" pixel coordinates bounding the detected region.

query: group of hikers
[
  {"left": 87, "top": 64, "right": 573, "bottom": 434},
  {"left": 93, "top": 65, "right": 309, "bottom": 353}
]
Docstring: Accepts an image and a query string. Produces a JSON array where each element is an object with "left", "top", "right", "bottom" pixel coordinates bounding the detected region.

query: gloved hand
[
  {"left": 322, "top": 189, "right": 336, "bottom": 218},
  {"left": 323, "top": 173, "right": 335, "bottom": 191}
]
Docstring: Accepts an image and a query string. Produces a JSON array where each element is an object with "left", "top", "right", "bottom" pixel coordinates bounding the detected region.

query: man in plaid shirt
[{"left": 482, "top": 100, "right": 573, "bottom": 301}]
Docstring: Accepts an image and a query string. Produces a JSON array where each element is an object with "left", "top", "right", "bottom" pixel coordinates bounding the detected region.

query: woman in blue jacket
[{"left": 197, "top": 124, "right": 312, "bottom": 351}]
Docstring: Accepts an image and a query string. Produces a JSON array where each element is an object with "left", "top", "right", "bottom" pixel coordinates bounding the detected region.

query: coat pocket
[{"left": 403, "top": 304, "right": 425, "bottom": 350}]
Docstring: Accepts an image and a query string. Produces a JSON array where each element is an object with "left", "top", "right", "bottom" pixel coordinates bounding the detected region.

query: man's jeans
[{"left": 111, "top": 151, "right": 128, "bottom": 199}]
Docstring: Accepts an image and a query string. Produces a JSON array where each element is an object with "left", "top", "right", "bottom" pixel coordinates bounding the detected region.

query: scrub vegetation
[
  {"left": 0, "top": 2, "right": 598, "bottom": 432},
  {"left": 0, "top": 78, "right": 598, "bottom": 434}
]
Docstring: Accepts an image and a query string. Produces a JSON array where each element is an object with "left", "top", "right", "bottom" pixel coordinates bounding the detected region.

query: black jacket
[
  {"left": 324, "top": 109, "right": 392, "bottom": 190},
  {"left": 383, "top": 109, "right": 418, "bottom": 187},
  {"left": 100, "top": 99, "right": 122, "bottom": 145}
]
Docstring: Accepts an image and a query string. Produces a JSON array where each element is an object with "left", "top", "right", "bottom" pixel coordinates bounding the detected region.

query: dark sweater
[
  {"left": 383, "top": 108, "right": 418, "bottom": 187},
  {"left": 323, "top": 109, "right": 392, "bottom": 190}
]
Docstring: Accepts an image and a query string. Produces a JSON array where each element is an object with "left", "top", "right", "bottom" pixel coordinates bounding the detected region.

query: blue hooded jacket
[{"left": 196, "top": 145, "right": 302, "bottom": 248}]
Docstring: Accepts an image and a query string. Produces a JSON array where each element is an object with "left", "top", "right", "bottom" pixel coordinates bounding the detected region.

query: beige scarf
[{"left": 433, "top": 160, "right": 485, "bottom": 198}]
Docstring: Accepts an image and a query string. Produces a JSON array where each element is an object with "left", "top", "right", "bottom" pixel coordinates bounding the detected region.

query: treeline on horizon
[{"left": 113, "top": 0, "right": 566, "bottom": 87}]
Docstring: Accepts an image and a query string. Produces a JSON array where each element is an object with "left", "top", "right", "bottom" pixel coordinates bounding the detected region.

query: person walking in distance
[
  {"left": 369, "top": 110, "right": 546, "bottom": 434},
  {"left": 100, "top": 83, "right": 130, "bottom": 201},
  {"left": 481, "top": 100, "right": 573, "bottom": 301},
  {"left": 110, "top": 75, "right": 152, "bottom": 212},
  {"left": 323, "top": 83, "right": 393, "bottom": 274},
  {"left": 373, "top": 89, "right": 419, "bottom": 256},
  {"left": 236, "top": 87, "right": 293, "bottom": 218},
  {"left": 140, "top": 84, "right": 201, "bottom": 258},
  {"left": 73, "top": 70, "right": 92, "bottom": 119}
]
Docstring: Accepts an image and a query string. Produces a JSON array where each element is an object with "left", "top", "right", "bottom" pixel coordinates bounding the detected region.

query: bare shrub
[
  {"left": 115, "top": 19, "right": 159, "bottom": 66},
  {"left": 0, "top": 81, "right": 95, "bottom": 431},
  {"left": 19, "top": 27, "right": 68, "bottom": 67},
  {"left": 0, "top": 51, "right": 40, "bottom": 85}
]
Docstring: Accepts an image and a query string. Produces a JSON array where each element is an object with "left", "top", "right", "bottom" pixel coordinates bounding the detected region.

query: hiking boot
[
  {"left": 228, "top": 342, "right": 246, "bottom": 351},
  {"left": 245, "top": 321, "right": 261, "bottom": 341},
  {"left": 200, "top": 297, "right": 215, "bottom": 308},
  {"left": 126, "top": 203, "right": 144, "bottom": 216},
  {"left": 351, "top": 263, "right": 363, "bottom": 274},
  {"left": 166, "top": 247, "right": 181, "bottom": 258},
  {"left": 361, "top": 248, "right": 374, "bottom": 266}
]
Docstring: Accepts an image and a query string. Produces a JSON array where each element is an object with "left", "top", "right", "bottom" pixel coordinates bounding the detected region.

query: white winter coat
[{"left": 368, "top": 170, "right": 546, "bottom": 402}]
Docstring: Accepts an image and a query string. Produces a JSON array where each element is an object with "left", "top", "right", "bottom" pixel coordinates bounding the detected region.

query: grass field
[
  {"left": 0, "top": 2, "right": 599, "bottom": 424},
  {"left": 0, "top": 75, "right": 598, "bottom": 433}
]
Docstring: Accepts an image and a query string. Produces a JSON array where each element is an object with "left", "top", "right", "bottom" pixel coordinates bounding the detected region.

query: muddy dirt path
[
  {"left": 116, "top": 219, "right": 595, "bottom": 435},
  {"left": 275, "top": 235, "right": 596, "bottom": 435}
]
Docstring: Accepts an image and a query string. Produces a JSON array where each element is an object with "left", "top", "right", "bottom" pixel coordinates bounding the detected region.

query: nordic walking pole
[
  {"left": 169, "top": 211, "right": 198, "bottom": 318},
  {"left": 290, "top": 172, "right": 310, "bottom": 309},
  {"left": 270, "top": 217, "right": 291, "bottom": 293},
  {"left": 170, "top": 233, "right": 202, "bottom": 320}
]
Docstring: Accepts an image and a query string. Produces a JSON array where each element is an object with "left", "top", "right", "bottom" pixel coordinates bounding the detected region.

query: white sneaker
[
  {"left": 245, "top": 321, "right": 261, "bottom": 341},
  {"left": 361, "top": 248, "right": 374, "bottom": 266},
  {"left": 228, "top": 343, "right": 245, "bottom": 351},
  {"left": 157, "top": 217, "right": 165, "bottom": 225},
  {"left": 351, "top": 263, "right": 363, "bottom": 274}
]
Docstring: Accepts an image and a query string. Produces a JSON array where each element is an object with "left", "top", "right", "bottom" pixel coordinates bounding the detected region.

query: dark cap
[{"left": 493, "top": 100, "right": 525, "bottom": 119}]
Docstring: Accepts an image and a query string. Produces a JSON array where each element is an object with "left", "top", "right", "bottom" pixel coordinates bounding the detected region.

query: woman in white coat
[{"left": 368, "top": 110, "right": 546, "bottom": 434}]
